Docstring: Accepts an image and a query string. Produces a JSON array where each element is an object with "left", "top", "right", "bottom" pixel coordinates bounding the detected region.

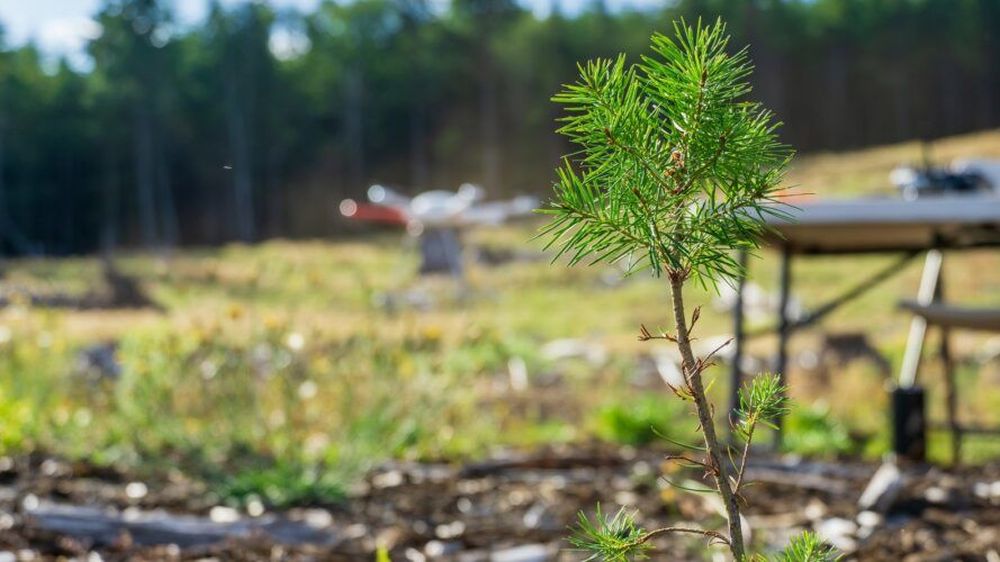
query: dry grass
[
  {"left": 1, "top": 129, "right": 999, "bottom": 484},
  {"left": 784, "top": 128, "right": 1000, "bottom": 197}
]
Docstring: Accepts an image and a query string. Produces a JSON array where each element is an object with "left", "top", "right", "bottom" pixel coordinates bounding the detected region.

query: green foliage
[
  {"left": 0, "top": 389, "right": 32, "bottom": 454},
  {"left": 0, "top": 276, "right": 538, "bottom": 499},
  {"left": 783, "top": 403, "right": 853, "bottom": 458},
  {"left": 540, "top": 19, "right": 791, "bottom": 286},
  {"left": 216, "top": 462, "right": 347, "bottom": 508},
  {"left": 772, "top": 531, "right": 841, "bottom": 562},
  {"left": 594, "top": 393, "right": 693, "bottom": 446},
  {"left": 735, "top": 373, "right": 790, "bottom": 438},
  {"left": 569, "top": 506, "right": 651, "bottom": 562}
]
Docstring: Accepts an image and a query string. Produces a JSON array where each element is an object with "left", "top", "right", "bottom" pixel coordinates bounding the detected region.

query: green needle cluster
[{"left": 539, "top": 18, "right": 791, "bottom": 287}]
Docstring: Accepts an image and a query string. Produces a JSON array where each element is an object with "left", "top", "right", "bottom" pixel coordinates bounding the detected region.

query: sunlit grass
[{"left": 1, "top": 131, "right": 1000, "bottom": 503}]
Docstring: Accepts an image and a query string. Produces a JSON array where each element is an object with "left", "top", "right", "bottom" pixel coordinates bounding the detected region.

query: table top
[
  {"left": 900, "top": 300, "right": 1000, "bottom": 332},
  {"left": 762, "top": 196, "right": 1000, "bottom": 255}
]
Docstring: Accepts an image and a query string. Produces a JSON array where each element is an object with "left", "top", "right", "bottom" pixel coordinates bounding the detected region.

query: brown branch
[
  {"left": 701, "top": 337, "right": 733, "bottom": 365},
  {"left": 638, "top": 324, "right": 678, "bottom": 343},
  {"left": 638, "top": 525, "right": 731, "bottom": 547},
  {"left": 668, "top": 273, "right": 746, "bottom": 561},
  {"left": 733, "top": 420, "right": 756, "bottom": 494},
  {"left": 688, "top": 306, "right": 701, "bottom": 335},
  {"left": 664, "top": 454, "right": 711, "bottom": 471}
]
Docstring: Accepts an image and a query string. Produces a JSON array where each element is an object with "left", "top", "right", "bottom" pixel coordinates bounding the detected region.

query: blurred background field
[
  {"left": 2, "top": 129, "right": 999, "bottom": 511},
  {"left": 1, "top": 1, "right": 1000, "bottom": 558}
]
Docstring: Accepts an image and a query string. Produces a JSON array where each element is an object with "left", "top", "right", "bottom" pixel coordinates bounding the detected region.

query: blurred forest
[{"left": 0, "top": 0, "right": 998, "bottom": 253}]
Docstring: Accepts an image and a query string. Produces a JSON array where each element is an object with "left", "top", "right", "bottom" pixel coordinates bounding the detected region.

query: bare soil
[{"left": 1, "top": 444, "right": 998, "bottom": 561}]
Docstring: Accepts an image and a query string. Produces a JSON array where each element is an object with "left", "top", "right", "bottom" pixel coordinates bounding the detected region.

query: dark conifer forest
[{"left": 1, "top": 0, "right": 998, "bottom": 252}]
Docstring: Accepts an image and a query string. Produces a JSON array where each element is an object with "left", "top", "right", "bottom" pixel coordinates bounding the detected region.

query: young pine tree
[{"left": 540, "top": 19, "right": 833, "bottom": 562}]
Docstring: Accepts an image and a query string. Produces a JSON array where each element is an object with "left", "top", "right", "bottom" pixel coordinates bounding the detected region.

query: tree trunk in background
[
  {"left": 0, "top": 115, "right": 34, "bottom": 256},
  {"left": 155, "top": 136, "right": 179, "bottom": 248},
  {"left": 410, "top": 103, "right": 429, "bottom": 189},
  {"left": 479, "top": 52, "right": 501, "bottom": 191},
  {"left": 344, "top": 66, "right": 365, "bottom": 191},
  {"left": 938, "top": 53, "right": 963, "bottom": 136},
  {"left": 889, "top": 33, "right": 912, "bottom": 143},
  {"left": 823, "top": 45, "right": 850, "bottom": 148},
  {"left": 744, "top": 4, "right": 785, "bottom": 142},
  {"left": 101, "top": 143, "right": 120, "bottom": 254},
  {"left": 225, "top": 76, "right": 256, "bottom": 243},
  {"left": 0, "top": 115, "right": 5, "bottom": 255},
  {"left": 134, "top": 102, "right": 159, "bottom": 249},
  {"left": 60, "top": 155, "right": 75, "bottom": 251},
  {"left": 265, "top": 145, "right": 285, "bottom": 238}
]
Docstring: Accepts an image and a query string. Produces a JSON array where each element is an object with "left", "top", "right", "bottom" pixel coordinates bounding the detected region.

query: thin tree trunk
[
  {"left": 225, "top": 76, "right": 255, "bottom": 243},
  {"left": 134, "top": 102, "right": 158, "bottom": 248},
  {"left": 823, "top": 45, "right": 849, "bottom": 148},
  {"left": 669, "top": 273, "right": 745, "bottom": 561},
  {"left": 344, "top": 66, "right": 365, "bottom": 190},
  {"left": 101, "top": 143, "right": 120, "bottom": 254},
  {"left": 0, "top": 115, "right": 5, "bottom": 254},
  {"left": 155, "top": 136, "right": 179, "bottom": 248},
  {"left": 410, "top": 103, "right": 429, "bottom": 188},
  {"left": 265, "top": 145, "right": 284, "bottom": 238},
  {"left": 0, "top": 115, "right": 34, "bottom": 256},
  {"left": 479, "top": 51, "right": 501, "bottom": 191}
]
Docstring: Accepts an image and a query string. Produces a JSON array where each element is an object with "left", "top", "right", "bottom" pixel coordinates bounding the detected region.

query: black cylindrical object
[{"left": 892, "top": 386, "right": 926, "bottom": 462}]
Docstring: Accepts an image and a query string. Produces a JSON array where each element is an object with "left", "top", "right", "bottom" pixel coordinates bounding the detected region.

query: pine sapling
[{"left": 539, "top": 18, "right": 831, "bottom": 561}]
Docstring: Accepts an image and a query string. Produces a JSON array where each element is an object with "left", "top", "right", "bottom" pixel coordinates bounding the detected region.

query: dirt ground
[{"left": 1, "top": 444, "right": 998, "bottom": 561}]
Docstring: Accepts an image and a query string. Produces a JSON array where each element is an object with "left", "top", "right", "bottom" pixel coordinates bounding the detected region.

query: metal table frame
[{"left": 729, "top": 196, "right": 1000, "bottom": 448}]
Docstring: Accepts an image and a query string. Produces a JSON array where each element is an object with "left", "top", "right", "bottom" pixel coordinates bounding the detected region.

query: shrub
[{"left": 595, "top": 393, "right": 693, "bottom": 446}]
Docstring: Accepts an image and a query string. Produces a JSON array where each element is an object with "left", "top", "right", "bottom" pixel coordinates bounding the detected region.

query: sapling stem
[{"left": 669, "top": 272, "right": 745, "bottom": 561}]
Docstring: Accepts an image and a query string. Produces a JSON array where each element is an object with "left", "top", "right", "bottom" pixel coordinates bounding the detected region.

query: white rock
[
  {"left": 924, "top": 486, "right": 948, "bottom": 504},
  {"left": 425, "top": 541, "right": 462, "bottom": 557},
  {"left": 435, "top": 520, "right": 465, "bottom": 539},
  {"left": 858, "top": 462, "right": 903, "bottom": 513},
  {"left": 246, "top": 498, "right": 265, "bottom": 517},
  {"left": 373, "top": 470, "right": 405, "bottom": 489},
  {"left": 522, "top": 504, "right": 548, "bottom": 529},
  {"left": 804, "top": 499, "right": 828, "bottom": 521},
  {"left": 303, "top": 508, "right": 334, "bottom": 528},
  {"left": 490, "top": 544, "right": 551, "bottom": 562},
  {"left": 507, "top": 357, "right": 528, "bottom": 391},
  {"left": 21, "top": 494, "right": 39, "bottom": 511},
  {"left": 816, "top": 517, "right": 858, "bottom": 552},
  {"left": 209, "top": 506, "right": 240, "bottom": 523},
  {"left": 125, "top": 482, "right": 148, "bottom": 500},
  {"left": 856, "top": 510, "right": 882, "bottom": 528}
]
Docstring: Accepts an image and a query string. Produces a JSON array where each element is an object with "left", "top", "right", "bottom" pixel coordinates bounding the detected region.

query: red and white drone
[
  {"left": 340, "top": 183, "right": 537, "bottom": 235},
  {"left": 340, "top": 184, "right": 538, "bottom": 276}
]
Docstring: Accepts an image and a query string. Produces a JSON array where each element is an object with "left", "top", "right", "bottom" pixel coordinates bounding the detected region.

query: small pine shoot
[
  {"left": 736, "top": 373, "right": 791, "bottom": 438},
  {"left": 568, "top": 506, "right": 652, "bottom": 562},
  {"left": 774, "top": 532, "right": 842, "bottom": 562},
  {"left": 539, "top": 18, "right": 792, "bottom": 288}
]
